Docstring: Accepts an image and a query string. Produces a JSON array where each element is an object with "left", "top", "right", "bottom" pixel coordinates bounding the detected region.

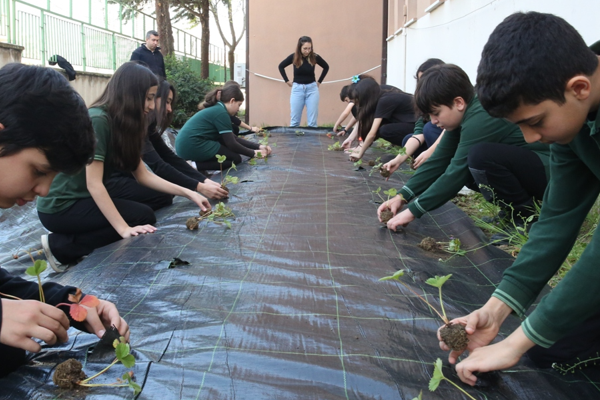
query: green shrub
[{"left": 165, "top": 55, "right": 214, "bottom": 127}]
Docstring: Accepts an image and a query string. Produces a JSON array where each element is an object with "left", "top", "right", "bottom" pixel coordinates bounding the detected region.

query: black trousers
[
  {"left": 38, "top": 197, "right": 156, "bottom": 264},
  {"left": 105, "top": 173, "right": 173, "bottom": 211},
  {"left": 527, "top": 310, "right": 600, "bottom": 369},
  {"left": 377, "top": 121, "right": 416, "bottom": 147},
  {"left": 468, "top": 143, "right": 547, "bottom": 215}
]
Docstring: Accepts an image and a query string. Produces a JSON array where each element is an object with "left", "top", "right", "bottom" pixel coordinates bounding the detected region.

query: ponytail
[{"left": 199, "top": 85, "right": 244, "bottom": 110}]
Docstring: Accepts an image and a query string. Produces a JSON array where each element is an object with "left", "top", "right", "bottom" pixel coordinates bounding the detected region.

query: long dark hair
[
  {"left": 199, "top": 85, "right": 244, "bottom": 110},
  {"left": 293, "top": 36, "right": 316, "bottom": 68},
  {"left": 90, "top": 62, "right": 158, "bottom": 171},
  {"left": 353, "top": 77, "right": 403, "bottom": 140},
  {"left": 155, "top": 79, "right": 176, "bottom": 134}
]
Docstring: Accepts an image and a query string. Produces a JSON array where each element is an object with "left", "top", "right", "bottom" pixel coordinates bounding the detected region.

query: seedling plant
[
  {"left": 373, "top": 187, "right": 400, "bottom": 224},
  {"left": 215, "top": 154, "right": 239, "bottom": 192},
  {"left": 186, "top": 202, "right": 235, "bottom": 230},
  {"left": 428, "top": 358, "right": 476, "bottom": 399},
  {"left": 53, "top": 336, "right": 140, "bottom": 395},
  {"left": 379, "top": 270, "right": 468, "bottom": 351},
  {"left": 328, "top": 141, "right": 343, "bottom": 151}
]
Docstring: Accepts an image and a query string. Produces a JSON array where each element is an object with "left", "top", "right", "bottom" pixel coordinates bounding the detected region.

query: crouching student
[
  {"left": 176, "top": 85, "right": 270, "bottom": 170},
  {"left": 383, "top": 58, "right": 445, "bottom": 174},
  {"left": 349, "top": 76, "right": 417, "bottom": 161},
  {"left": 442, "top": 12, "right": 600, "bottom": 386},
  {"left": 37, "top": 62, "right": 210, "bottom": 271},
  {"left": 105, "top": 79, "right": 228, "bottom": 206},
  {"left": 377, "top": 64, "right": 550, "bottom": 231},
  {"left": 0, "top": 63, "right": 129, "bottom": 377}
]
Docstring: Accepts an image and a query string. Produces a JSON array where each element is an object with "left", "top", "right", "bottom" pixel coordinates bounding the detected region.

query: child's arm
[
  {"left": 383, "top": 134, "right": 425, "bottom": 175},
  {"left": 342, "top": 122, "right": 359, "bottom": 149},
  {"left": 239, "top": 121, "right": 259, "bottom": 133},
  {"left": 87, "top": 160, "right": 157, "bottom": 238},
  {"left": 131, "top": 160, "right": 210, "bottom": 211},
  {"left": 412, "top": 130, "right": 445, "bottom": 169},
  {"left": 349, "top": 118, "right": 382, "bottom": 160},
  {"left": 333, "top": 102, "right": 354, "bottom": 133}
]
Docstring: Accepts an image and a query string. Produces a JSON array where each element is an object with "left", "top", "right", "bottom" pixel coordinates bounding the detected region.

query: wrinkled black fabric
[{"left": 0, "top": 128, "right": 599, "bottom": 399}]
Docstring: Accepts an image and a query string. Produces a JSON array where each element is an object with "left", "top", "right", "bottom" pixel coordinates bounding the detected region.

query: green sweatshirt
[
  {"left": 399, "top": 96, "right": 550, "bottom": 218},
  {"left": 494, "top": 106, "right": 600, "bottom": 348}
]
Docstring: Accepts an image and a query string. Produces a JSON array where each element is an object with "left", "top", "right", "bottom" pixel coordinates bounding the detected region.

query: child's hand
[
  {"left": 254, "top": 150, "right": 264, "bottom": 158},
  {"left": 197, "top": 180, "right": 228, "bottom": 200},
  {"left": 387, "top": 209, "right": 415, "bottom": 230},
  {"left": 383, "top": 159, "right": 401, "bottom": 176},
  {"left": 82, "top": 299, "right": 130, "bottom": 342},
  {"left": 121, "top": 225, "right": 157, "bottom": 238},
  {"left": 341, "top": 137, "right": 354, "bottom": 150},
  {"left": 251, "top": 126, "right": 260, "bottom": 133},
  {"left": 190, "top": 192, "right": 211, "bottom": 212},
  {"left": 259, "top": 145, "right": 272, "bottom": 156},
  {"left": 377, "top": 195, "right": 405, "bottom": 221},
  {"left": 412, "top": 149, "right": 432, "bottom": 169},
  {"left": 0, "top": 299, "right": 70, "bottom": 352}
]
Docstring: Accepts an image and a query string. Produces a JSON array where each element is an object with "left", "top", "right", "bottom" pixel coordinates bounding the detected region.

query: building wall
[
  {"left": 0, "top": 42, "right": 23, "bottom": 65},
  {"left": 248, "top": 0, "right": 384, "bottom": 127},
  {"left": 386, "top": 0, "right": 600, "bottom": 94}
]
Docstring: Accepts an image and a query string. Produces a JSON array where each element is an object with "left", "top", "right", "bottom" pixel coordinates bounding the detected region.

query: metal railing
[{"left": 0, "top": 0, "right": 238, "bottom": 77}]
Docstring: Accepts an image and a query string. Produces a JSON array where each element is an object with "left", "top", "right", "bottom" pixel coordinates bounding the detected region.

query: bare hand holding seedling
[
  {"left": 387, "top": 209, "right": 416, "bottom": 230},
  {"left": 197, "top": 179, "right": 229, "bottom": 200}
]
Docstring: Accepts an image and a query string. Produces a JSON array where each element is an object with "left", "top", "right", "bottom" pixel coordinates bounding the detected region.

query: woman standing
[{"left": 278, "top": 36, "right": 329, "bottom": 127}]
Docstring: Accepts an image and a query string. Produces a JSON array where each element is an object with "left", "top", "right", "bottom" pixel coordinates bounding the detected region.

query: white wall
[{"left": 386, "top": 0, "right": 600, "bottom": 93}]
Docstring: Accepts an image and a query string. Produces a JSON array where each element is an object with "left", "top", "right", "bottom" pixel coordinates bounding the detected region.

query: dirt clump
[
  {"left": 186, "top": 217, "right": 200, "bottom": 230},
  {"left": 380, "top": 210, "right": 394, "bottom": 224},
  {"left": 418, "top": 237, "right": 440, "bottom": 252},
  {"left": 53, "top": 359, "right": 86, "bottom": 389},
  {"left": 200, "top": 209, "right": 212, "bottom": 218},
  {"left": 368, "top": 160, "right": 376, "bottom": 167},
  {"left": 439, "top": 323, "right": 469, "bottom": 352},
  {"left": 221, "top": 184, "right": 230, "bottom": 193},
  {"left": 379, "top": 167, "right": 390, "bottom": 178}
]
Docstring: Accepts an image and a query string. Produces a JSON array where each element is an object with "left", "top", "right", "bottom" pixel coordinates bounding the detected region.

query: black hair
[
  {"left": 91, "top": 62, "right": 158, "bottom": 171},
  {"left": 0, "top": 63, "right": 95, "bottom": 174},
  {"left": 155, "top": 79, "right": 176, "bottom": 134},
  {"left": 477, "top": 12, "right": 599, "bottom": 118},
  {"left": 415, "top": 58, "right": 445, "bottom": 80},
  {"left": 354, "top": 77, "right": 403, "bottom": 140},
  {"left": 414, "top": 64, "right": 474, "bottom": 115},
  {"left": 340, "top": 85, "right": 350, "bottom": 102}
]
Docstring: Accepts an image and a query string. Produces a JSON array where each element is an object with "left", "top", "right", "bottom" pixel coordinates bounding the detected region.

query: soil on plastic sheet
[
  {"left": 53, "top": 358, "right": 86, "bottom": 389},
  {"left": 440, "top": 323, "right": 469, "bottom": 352},
  {"left": 186, "top": 217, "right": 200, "bottom": 230},
  {"left": 418, "top": 237, "right": 441, "bottom": 252},
  {"left": 380, "top": 210, "right": 393, "bottom": 224}
]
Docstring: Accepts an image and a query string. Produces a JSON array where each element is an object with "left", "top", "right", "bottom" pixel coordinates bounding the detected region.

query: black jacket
[{"left": 130, "top": 44, "right": 166, "bottom": 78}]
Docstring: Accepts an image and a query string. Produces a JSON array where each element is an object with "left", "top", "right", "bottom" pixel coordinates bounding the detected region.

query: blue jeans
[{"left": 290, "top": 82, "right": 319, "bottom": 127}]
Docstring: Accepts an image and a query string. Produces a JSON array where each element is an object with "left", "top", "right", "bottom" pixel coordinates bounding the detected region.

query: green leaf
[
  {"left": 129, "top": 381, "right": 142, "bottom": 395},
  {"left": 120, "top": 354, "right": 136, "bottom": 368},
  {"left": 379, "top": 269, "right": 405, "bottom": 281},
  {"left": 230, "top": 162, "right": 237, "bottom": 171},
  {"left": 248, "top": 158, "right": 257, "bottom": 165},
  {"left": 115, "top": 342, "right": 130, "bottom": 360},
  {"left": 229, "top": 177, "right": 239, "bottom": 184},
  {"left": 426, "top": 274, "right": 452, "bottom": 288},
  {"left": 26, "top": 260, "right": 47, "bottom": 276},
  {"left": 429, "top": 358, "right": 444, "bottom": 391},
  {"left": 216, "top": 154, "right": 226, "bottom": 163},
  {"left": 372, "top": 187, "right": 382, "bottom": 195},
  {"left": 224, "top": 220, "right": 232, "bottom": 229},
  {"left": 411, "top": 390, "right": 423, "bottom": 400},
  {"left": 384, "top": 188, "right": 397, "bottom": 198}
]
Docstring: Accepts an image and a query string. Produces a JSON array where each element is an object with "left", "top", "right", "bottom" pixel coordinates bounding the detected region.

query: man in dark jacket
[{"left": 130, "top": 30, "right": 166, "bottom": 78}]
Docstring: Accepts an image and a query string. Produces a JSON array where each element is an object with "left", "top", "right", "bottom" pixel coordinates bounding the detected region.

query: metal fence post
[
  {"left": 81, "top": 22, "right": 86, "bottom": 71},
  {"left": 40, "top": 10, "right": 45, "bottom": 65},
  {"left": 112, "top": 32, "right": 116, "bottom": 70}
]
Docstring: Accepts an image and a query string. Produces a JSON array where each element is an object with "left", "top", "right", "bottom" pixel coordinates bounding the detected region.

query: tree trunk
[
  {"left": 155, "top": 0, "right": 175, "bottom": 56},
  {"left": 228, "top": 49, "right": 235, "bottom": 80},
  {"left": 200, "top": 0, "right": 210, "bottom": 79}
]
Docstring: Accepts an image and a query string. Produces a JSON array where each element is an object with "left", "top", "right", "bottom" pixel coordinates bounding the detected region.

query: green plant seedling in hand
[
  {"left": 56, "top": 288, "right": 100, "bottom": 322},
  {"left": 411, "top": 391, "right": 422, "bottom": 400},
  {"left": 429, "top": 359, "right": 476, "bottom": 400},
  {"left": 354, "top": 159, "right": 363, "bottom": 168},
  {"left": 328, "top": 141, "right": 343, "bottom": 151},
  {"left": 25, "top": 259, "right": 47, "bottom": 303}
]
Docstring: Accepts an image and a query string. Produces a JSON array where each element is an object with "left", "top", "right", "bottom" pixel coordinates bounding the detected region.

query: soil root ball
[
  {"left": 186, "top": 217, "right": 200, "bottom": 230},
  {"left": 53, "top": 358, "right": 86, "bottom": 389},
  {"left": 221, "top": 184, "right": 230, "bottom": 193},
  {"left": 368, "top": 160, "right": 376, "bottom": 167},
  {"left": 334, "top": 147, "right": 344, "bottom": 151},
  {"left": 440, "top": 323, "right": 469, "bottom": 352},
  {"left": 200, "top": 209, "right": 211, "bottom": 218},
  {"left": 380, "top": 210, "right": 393, "bottom": 224},
  {"left": 418, "top": 237, "right": 439, "bottom": 252},
  {"left": 379, "top": 167, "right": 391, "bottom": 178}
]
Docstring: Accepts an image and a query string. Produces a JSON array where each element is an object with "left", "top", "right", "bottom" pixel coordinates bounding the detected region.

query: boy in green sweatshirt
[
  {"left": 377, "top": 64, "right": 550, "bottom": 230},
  {"left": 438, "top": 12, "right": 600, "bottom": 386}
]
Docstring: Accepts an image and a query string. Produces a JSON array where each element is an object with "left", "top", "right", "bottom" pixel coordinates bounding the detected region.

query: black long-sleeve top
[
  {"left": 0, "top": 268, "right": 87, "bottom": 376},
  {"left": 278, "top": 54, "right": 329, "bottom": 84}
]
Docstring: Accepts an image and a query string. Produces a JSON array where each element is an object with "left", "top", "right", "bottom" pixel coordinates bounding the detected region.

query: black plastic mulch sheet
[{"left": 1, "top": 128, "right": 599, "bottom": 399}]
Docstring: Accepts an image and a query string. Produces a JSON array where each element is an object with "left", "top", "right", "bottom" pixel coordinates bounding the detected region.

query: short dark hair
[
  {"left": 415, "top": 64, "right": 474, "bottom": 115},
  {"left": 146, "top": 30, "right": 159, "bottom": 39},
  {"left": 0, "top": 63, "right": 95, "bottom": 174},
  {"left": 477, "top": 12, "right": 598, "bottom": 118},
  {"left": 339, "top": 85, "right": 350, "bottom": 101},
  {"left": 415, "top": 58, "right": 445, "bottom": 80}
]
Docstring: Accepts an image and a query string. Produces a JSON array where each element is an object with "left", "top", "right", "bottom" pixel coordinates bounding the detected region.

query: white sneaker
[{"left": 41, "top": 234, "right": 66, "bottom": 273}]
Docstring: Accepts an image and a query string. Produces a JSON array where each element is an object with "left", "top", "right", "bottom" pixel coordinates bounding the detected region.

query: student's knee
[{"left": 467, "top": 142, "right": 496, "bottom": 170}]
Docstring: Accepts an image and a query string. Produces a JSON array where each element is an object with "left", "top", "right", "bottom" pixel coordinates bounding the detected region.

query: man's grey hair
[{"left": 146, "top": 30, "right": 159, "bottom": 39}]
